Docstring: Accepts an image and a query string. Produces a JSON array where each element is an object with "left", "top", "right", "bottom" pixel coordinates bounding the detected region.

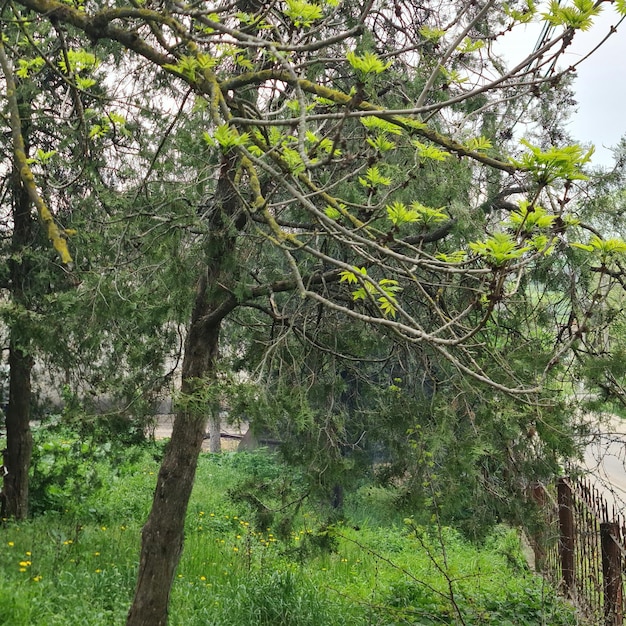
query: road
[
  {"left": 150, "top": 414, "right": 246, "bottom": 451},
  {"left": 583, "top": 414, "right": 626, "bottom": 514}
]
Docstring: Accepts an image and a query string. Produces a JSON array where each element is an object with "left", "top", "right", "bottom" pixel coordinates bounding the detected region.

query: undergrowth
[{"left": 0, "top": 424, "right": 576, "bottom": 625}]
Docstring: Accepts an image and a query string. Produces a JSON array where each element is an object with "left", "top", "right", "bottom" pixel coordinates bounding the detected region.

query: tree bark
[
  {"left": 207, "top": 412, "right": 221, "bottom": 454},
  {"left": 127, "top": 156, "right": 240, "bottom": 626},
  {"left": 126, "top": 289, "right": 221, "bottom": 626},
  {"left": 2, "top": 340, "right": 33, "bottom": 519},
  {"left": 2, "top": 129, "right": 35, "bottom": 520}
]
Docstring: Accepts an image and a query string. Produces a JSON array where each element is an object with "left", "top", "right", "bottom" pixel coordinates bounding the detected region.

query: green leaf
[
  {"left": 26, "top": 148, "right": 57, "bottom": 165},
  {"left": 76, "top": 76, "right": 97, "bottom": 90},
  {"left": 439, "top": 66, "right": 468, "bottom": 85},
  {"left": 413, "top": 140, "right": 450, "bottom": 162},
  {"left": 359, "top": 166, "right": 392, "bottom": 188},
  {"left": 530, "top": 234, "right": 556, "bottom": 254},
  {"left": 562, "top": 215, "right": 580, "bottom": 227},
  {"left": 305, "top": 131, "right": 340, "bottom": 155},
  {"left": 586, "top": 235, "right": 626, "bottom": 259},
  {"left": 163, "top": 54, "right": 216, "bottom": 80},
  {"left": 465, "top": 136, "right": 492, "bottom": 152},
  {"left": 367, "top": 135, "right": 396, "bottom": 152},
  {"left": 378, "top": 295, "right": 398, "bottom": 317},
  {"left": 346, "top": 51, "right": 392, "bottom": 75},
  {"left": 324, "top": 206, "right": 341, "bottom": 220},
  {"left": 286, "top": 99, "right": 315, "bottom": 114},
  {"left": 58, "top": 49, "right": 98, "bottom": 74},
  {"left": 386, "top": 202, "right": 419, "bottom": 226},
  {"left": 204, "top": 125, "right": 250, "bottom": 150},
  {"left": 339, "top": 266, "right": 367, "bottom": 284},
  {"left": 436, "top": 250, "right": 467, "bottom": 263},
  {"left": 469, "top": 233, "right": 531, "bottom": 266},
  {"left": 504, "top": 0, "right": 536, "bottom": 23},
  {"left": 234, "top": 54, "right": 254, "bottom": 70},
  {"left": 410, "top": 202, "right": 448, "bottom": 225},
  {"left": 284, "top": 0, "right": 323, "bottom": 28},
  {"left": 89, "top": 123, "right": 109, "bottom": 139},
  {"left": 281, "top": 147, "right": 305, "bottom": 174},
  {"left": 108, "top": 112, "right": 126, "bottom": 126},
  {"left": 378, "top": 279, "right": 402, "bottom": 317},
  {"left": 509, "top": 139, "right": 594, "bottom": 184},
  {"left": 419, "top": 25, "right": 446, "bottom": 40},
  {"left": 360, "top": 117, "right": 403, "bottom": 135},
  {"left": 507, "top": 202, "right": 556, "bottom": 232},
  {"left": 570, "top": 242, "right": 594, "bottom": 252},
  {"left": 543, "top": 0, "right": 602, "bottom": 30},
  {"left": 16, "top": 57, "right": 45, "bottom": 78},
  {"left": 386, "top": 201, "right": 447, "bottom": 227},
  {"left": 458, "top": 37, "right": 484, "bottom": 53}
]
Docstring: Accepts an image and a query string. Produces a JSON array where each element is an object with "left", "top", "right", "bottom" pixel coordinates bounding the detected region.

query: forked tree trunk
[
  {"left": 127, "top": 156, "right": 240, "bottom": 626},
  {"left": 2, "top": 340, "right": 33, "bottom": 519}
]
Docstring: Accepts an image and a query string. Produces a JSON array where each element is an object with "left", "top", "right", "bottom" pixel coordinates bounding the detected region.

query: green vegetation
[
  {"left": 0, "top": 426, "right": 574, "bottom": 626},
  {"left": 4, "top": 0, "right": 626, "bottom": 622}
]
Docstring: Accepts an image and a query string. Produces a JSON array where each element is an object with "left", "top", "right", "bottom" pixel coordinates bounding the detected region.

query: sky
[{"left": 500, "top": 6, "right": 626, "bottom": 167}]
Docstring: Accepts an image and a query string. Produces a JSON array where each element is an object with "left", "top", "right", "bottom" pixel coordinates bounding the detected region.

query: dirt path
[{"left": 149, "top": 415, "right": 246, "bottom": 451}]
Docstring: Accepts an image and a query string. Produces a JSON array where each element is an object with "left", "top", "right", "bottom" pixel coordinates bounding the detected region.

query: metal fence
[{"left": 530, "top": 477, "right": 626, "bottom": 626}]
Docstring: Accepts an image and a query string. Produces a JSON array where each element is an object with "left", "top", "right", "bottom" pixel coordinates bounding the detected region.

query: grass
[{"left": 0, "top": 431, "right": 577, "bottom": 625}]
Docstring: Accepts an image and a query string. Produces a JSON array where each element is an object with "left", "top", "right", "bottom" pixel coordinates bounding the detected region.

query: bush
[{"left": 29, "top": 420, "right": 164, "bottom": 519}]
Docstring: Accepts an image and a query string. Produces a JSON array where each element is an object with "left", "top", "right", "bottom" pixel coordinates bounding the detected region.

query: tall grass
[{"left": 0, "top": 434, "right": 577, "bottom": 625}]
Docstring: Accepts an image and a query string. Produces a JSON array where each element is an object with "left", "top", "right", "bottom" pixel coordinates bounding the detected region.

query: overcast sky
[{"left": 500, "top": 7, "right": 626, "bottom": 167}]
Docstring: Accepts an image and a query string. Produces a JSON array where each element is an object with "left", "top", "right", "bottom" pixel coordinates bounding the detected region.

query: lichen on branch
[{"left": 0, "top": 38, "right": 73, "bottom": 265}]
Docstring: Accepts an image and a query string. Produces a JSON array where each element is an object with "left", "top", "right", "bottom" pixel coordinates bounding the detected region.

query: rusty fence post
[
  {"left": 529, "top": 482, "right": 547, "bottom": 571},
  {"left": 600, "top": 522, "right": 623, "bottom": 626},
  {"left": 557, "top": 477, "right": 575, "bottom": 595}
]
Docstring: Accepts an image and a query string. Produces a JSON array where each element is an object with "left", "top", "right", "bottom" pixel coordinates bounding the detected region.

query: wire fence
[{"left": 530, "top": 477, "right": 625, "bottom": 626}]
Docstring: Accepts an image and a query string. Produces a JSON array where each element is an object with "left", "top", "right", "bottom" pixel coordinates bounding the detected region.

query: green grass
[{"left": 0, "top": 437, "right": 576, "bottom": 626}]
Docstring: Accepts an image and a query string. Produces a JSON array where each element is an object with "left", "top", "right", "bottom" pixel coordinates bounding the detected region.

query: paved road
[
  {"left": 583, "top": 415, "right": 626, "bottom": 514},
  {"left": 150, "top": 415, "right": 246, "bottom": 451}
]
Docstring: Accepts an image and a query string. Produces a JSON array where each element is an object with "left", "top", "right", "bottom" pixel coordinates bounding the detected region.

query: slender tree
[{"left": 0, "top": 30, "right": 74, "bottom": 517}]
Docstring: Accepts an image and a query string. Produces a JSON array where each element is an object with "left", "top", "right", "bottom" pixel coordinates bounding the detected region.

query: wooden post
[
  {"left": 557, "top": 478, "right": 575, "bottom": 595},
  {"left": 600, "top": 522, "right": 623, "bottom": 626},
  {"left": 529, "top": 482, "right": 547, "bottom": 571}
]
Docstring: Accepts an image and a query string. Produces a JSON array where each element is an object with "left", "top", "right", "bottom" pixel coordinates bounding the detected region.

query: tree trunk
[
  {"left": 127, "top": 155, "right": 240, "bottom": 626},
  {"left": 2, "top": 340, "right": 33, "bottom": 519},
  {"left": 126, "top": 306, "right": 221, "bottom": 626},
  {"left": 207, "top": 411, "right": 221, "bottom": 454},
  {"left": 2, "top": 128, "right": 35, "bottom": 520}
]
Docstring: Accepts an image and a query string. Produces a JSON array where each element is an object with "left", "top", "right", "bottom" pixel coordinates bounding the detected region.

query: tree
[
  {"left": 3, "top": 0, "right": 626, "bottom": 623},
  {"left": 0, "top": 12, "right": 195, "bottom": 516},
  {"left": 0, "top": 29, "right": 75, "bottom": 518}
]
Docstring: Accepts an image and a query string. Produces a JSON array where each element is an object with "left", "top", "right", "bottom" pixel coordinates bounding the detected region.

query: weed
[{"left": 0, "top": 429, "right": 576, "bottom": 626}]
